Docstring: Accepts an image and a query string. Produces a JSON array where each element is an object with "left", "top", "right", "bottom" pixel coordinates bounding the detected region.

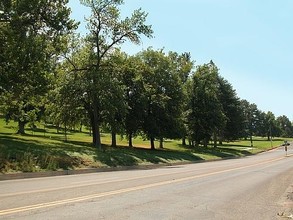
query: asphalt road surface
[{"left": 1, "top": 146, "right": 293, "bottom": 220}]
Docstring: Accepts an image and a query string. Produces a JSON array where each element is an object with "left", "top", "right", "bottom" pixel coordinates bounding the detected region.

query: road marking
[
  {"left": 0, "top": 162, "right": 237, "bottom": 197},
  {"left": 0, "top": 156, "right": 286, "bottom": 216},
  {"left": 0, "top": 168, "right": 207, "bottom": 197}
]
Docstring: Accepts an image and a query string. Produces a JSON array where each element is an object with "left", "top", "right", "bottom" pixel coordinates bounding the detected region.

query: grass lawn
[{"left": 0, "top": 118, "right": 290, "bottom": 174}]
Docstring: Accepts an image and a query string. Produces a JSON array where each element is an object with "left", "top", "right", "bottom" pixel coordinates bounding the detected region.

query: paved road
[{"left": 1, "top": 147, "right": 293, "bottom": 220}]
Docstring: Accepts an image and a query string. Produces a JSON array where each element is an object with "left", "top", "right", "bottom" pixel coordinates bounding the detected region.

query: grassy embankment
[{"left": 0, "top": 118, "right": 289, "bottom": 173}]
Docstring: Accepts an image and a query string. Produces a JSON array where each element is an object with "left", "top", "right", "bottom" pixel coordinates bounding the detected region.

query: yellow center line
[
  {"left": 0, "top": 156, "right": 285, "bottom": 216},
  {"left": 0, "top": 160, "right": 242, "bottom": 197},
  {"left": 0, "top": 166, "right": 221, "bottom": 197}
]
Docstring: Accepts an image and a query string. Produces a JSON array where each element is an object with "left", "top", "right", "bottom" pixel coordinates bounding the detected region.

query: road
[{"left": 1, "top": 147, "right": 293, "bottom": 220}]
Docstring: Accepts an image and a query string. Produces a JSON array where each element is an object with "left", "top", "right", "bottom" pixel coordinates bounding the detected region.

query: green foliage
[
  {"left": 120, "top": 55, "right": 146, "bottom": 147},
  {"left": 136, "top": 48, "right": 186, "bottom": 149},
  {"left": 276, "top": 115, "right": 293, "bottom": 137},
  {"left": 1, "top": 1, "right": 293, "bottom": 172},
  {"left": 45, "top": 60, "right": 88, "bottom": 135},
  {"left": 0, "top": 0, "right": 77, "bottom": 134},
  {"left": 63, "top": 0, "right": 153, "bottom": 149},
  {"left": 186, "top": 61, "right": 226, "bottom": 146},
  {"left": 81, "top": 0, "right": 153, "bottom": 48},
  {"left": 217, "top": 76, "right": 244, "bottom": 141}
]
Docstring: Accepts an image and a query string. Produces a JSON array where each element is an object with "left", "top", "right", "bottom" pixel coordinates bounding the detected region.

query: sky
[{"left": 68, "top": 0, "right": 293, "bottom": 120}]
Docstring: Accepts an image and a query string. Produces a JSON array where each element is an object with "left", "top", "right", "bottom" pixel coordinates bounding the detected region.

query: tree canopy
[
  {"left": 0, "top": 0, "right": 77, "bottom": 133},
  {"left": 66, "top": 0, "right": 154, "bottom": 149},
  {"left": 1, "top": 0, "right": 293, "bottom": 150}
]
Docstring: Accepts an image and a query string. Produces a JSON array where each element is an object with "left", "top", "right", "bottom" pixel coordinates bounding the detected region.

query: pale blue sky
[{"left": 68, "top": 0, "right": 293, "bottom": 120}]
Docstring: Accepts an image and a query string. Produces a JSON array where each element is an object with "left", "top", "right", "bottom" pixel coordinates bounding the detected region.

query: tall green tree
[
  {"left": 138, "top": 48, "right": 185, "bottom": 149},
  {"left": 264, "top": 111, "right": 278, "bottom": 140},
  {"left": 186, "top": 61, "right": 226, "bottom": 147},
  {"left": 121, "top": 55, "right": 145, "bottom": 147},
  {"left": 45, "top": 63, "right": 87, "bottom": 139},
  {"left": 240, "top": 100, "right": 260, "bottom": 146},
  {"left": 254, "top": 111, "right": 266, "bottom": 137},
  {"left": 73, "top": 0, "right": 153, "bottom": 149},
  {"left": 0, "top": 0, "right": 77, "bottom": 133},
  {"left": 276, "top": 115, "right": 293, "bottom": 138},
  {"left": 101, "top": 50, "right": 128, "bottom": 147},
  {"left": 217, "top": 76, "right": 244, "bottom": 142},
  {"left": 168, "top": 52, "right": 194, "bottom": 146}
]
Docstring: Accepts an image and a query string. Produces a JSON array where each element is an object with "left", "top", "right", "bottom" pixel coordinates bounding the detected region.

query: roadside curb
[
  {"left": 0, "top": 157, "right": 245, "bottom": 181},
  {"left": 0, "top": 163, "right": 187, "bottom": 181},
  {"left": 0, "top": 145, "right": 284, "bottom": 181}
]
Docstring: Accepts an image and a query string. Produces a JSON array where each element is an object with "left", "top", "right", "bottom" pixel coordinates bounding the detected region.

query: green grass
[{"left": 0, "top": 118, "right": 290, "bottom": 174}]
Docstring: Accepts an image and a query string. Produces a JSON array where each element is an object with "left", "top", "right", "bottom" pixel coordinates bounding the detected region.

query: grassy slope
[{"left": 0, "top": 119, "right": 289, "bottom": 173}]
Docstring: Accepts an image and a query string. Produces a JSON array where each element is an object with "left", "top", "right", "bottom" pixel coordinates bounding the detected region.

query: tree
[
  {"left": 45, "top": 63, "right": 87, "bottom": 140},
  {"left": 217, "top": 76, "right": 244, "bottom": 143},
  {"left": 0, "top": 0, "right": 77, "bottom": 133},
  {"left": 276, "top": 115, "right": 293, "bottom": 138},
  {"left": 121, "top": 55, "right": 145, "bottom": 147},
  {"left": 186, "top": 61, "right": 226, "bottom": 147},
  {"left": 138, "top": 48, "right": 185, "bottom": 149},
  {"left": 101, "top": 50, "right": 128, "bottom": 147},
  {"left": 72, "top": 0, "right": 153, "bottom": 149},
  {"left": 168, "top": 52, "right": 194, "bottom": 146},
  {"left": 264, "top": 111, "right": 278, "bottom": 140},
  {"left": 240, "top": 100, "right": 260, "bottom": 147}
]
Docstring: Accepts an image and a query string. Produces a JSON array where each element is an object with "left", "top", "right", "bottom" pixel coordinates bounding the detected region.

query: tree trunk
[
  {"left": 111, "top": 130, "right": 116, "bottom": 147},
  {"left": 93, "top": 121, "right": 101, "bottom": 150},
  {"left": 218, "top": 130, "right": 224, "bottom": 145},
  {"left": 43, "top": 124, "right": 46, "bottom": 137},
  {"left": 92, "top": 98, "right": 102, "bottom": 150},
  {"left": 250, "top": 134, "right": 253, "bottom": 147},
  {"left": 203, "top": 138, "right": 208, "bottom": 147},
  {"left": 17, "top": 121, "right": 26, "bottom": 134},
  {"left": 267, "top": 133, "right": 270, "bottom": 141},
  {"left": 182, "top": 137, "right": 186, "bottom": 146},
  {"left": 91, "top": 116, "right": 97, "bottom": 145},
  {"left": 79, "top": 123, "right": 83, "bottom": 132},
  {"left": 150, "top": 137, "right": 155, "bottom": 150},
  {"left": 128, "top": 132, "right": 133, "bottom": 148},
  {"left": 64, "top": 123, "right": 67, "bottom": 142},
  {"left": 213, "top": 133, "right": 217, "bottom": 148},
  {"left": 159, "top": 137, "right": 163, "bottom": 149}
]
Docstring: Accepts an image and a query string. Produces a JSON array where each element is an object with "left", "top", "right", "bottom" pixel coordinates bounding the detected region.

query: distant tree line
[{"left": 1, "top": 0, "right": 293, "bottom": 150}]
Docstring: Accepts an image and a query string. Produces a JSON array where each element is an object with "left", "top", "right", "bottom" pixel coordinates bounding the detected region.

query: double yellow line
[{"left": 0, "top": 156, "right": 286, "bottom": 216}]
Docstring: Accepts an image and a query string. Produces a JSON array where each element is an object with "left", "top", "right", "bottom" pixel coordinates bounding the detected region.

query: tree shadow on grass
[
  {"left": 0, "top": 133, "right": 94, "bottom": 171},
  {"left": 93, "top": 146, "right": 204, "bottom": 167},
  {"left": 0, "top": 132, "right": 254, "bottom": 173},
  {"left": 93, "top": 142, "right": 253, "bottom": 169},
  {"left": 252, "top": 138, "right": 285, "bottom": 142},
  {"left": 177, "top": 144, "right": 253, "bottom": 158},
  {"left": 217, "top": 143, "right": 249, "bottom": 148},
  {"left": 215, "top": 147, "right": 252, "bottom": 157}
]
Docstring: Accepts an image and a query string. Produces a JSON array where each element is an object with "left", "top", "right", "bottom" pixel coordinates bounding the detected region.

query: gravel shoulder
[{"left": 278, "top": 181, "right": 293, "bottom": 218}]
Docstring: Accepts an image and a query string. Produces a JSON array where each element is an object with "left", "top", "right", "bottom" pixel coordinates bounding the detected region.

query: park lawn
[{"left": 0, "top": 118, "right": 290, "bottom": 174}]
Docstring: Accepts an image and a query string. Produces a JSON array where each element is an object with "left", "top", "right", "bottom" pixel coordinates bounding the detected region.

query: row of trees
[{"left": 1, "top": 0, "right": 293, "bottom": 150}]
